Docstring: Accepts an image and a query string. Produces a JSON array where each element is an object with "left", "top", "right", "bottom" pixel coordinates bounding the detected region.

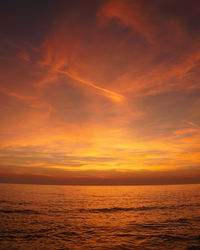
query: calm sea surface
[{"left": 0, "top": 183, "right": 200, "bottom": 250}]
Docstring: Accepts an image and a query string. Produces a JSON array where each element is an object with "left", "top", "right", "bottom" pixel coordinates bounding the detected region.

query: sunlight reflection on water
[{"left": 0, "top": 184, "right": 200, "bottom": 249}]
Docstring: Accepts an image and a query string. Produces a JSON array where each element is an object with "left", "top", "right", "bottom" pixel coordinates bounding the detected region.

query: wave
[
  {"left": 0, "top": 200, "right": 7, "bottom": 203},
  {"left": 1, "top": 204, "right": 199, "bottom": 215},
  {"left": 78, "top": 203, "right": 200, "bottom": 213},
  {"left": 0, "top": 200, "right": 32, "bottom": 205},
  {"left": 46, "top": 203, "right": 200, "bottom": 214},
  {"left": 0, "top": 209, "right": 40, "bottom": 214}
]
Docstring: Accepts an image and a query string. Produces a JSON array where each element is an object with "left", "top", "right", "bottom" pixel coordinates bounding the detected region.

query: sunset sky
[{"left": 0, "top": 0, "right": 200, "bottom": 185}]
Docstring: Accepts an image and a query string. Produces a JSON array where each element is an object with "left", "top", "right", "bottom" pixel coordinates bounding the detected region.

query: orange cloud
[
  {"left": 57, "top": 69, "right": 124, "bottom": 102},
  {"left": 99, "top": 0, "right": 157, "bottom": 44}
]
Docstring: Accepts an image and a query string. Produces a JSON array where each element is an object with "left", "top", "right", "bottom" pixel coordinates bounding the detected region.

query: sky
[{"left": 0, "top": 0, "right": 200, "bottom": 185}]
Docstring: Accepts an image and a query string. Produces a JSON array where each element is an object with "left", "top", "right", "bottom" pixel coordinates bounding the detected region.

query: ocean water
[{"left": 0, "top": 184, "right": 200, "bottom": 250}]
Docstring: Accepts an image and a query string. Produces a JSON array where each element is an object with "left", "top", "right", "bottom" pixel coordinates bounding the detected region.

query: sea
[{"left": 0, "top": 183, "right": 200, "bottom": 250}]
